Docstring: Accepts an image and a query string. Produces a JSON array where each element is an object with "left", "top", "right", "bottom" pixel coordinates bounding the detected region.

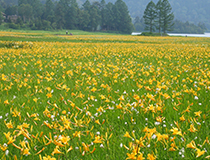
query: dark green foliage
[
  {"left": 18, "top": 3, "right": 33, "bottom": 22},
  {"left": 161, "top": 0, "right": 174, "bottom": 33},
  {"left": 0, "top": 12, "right": 4, "bottom": 25},
  {"left": 140, "top": 31, "right": 168, "bottom": 36},
  {"left": 5, "top": 22, "right": 19, "bottom": 29},
  {"left": 103, "top": 2, "right": 115, "bottom": 31},
  {"left": 43, "top": 0, "right": 55, "bottom": 23},
  {"left": 172, "top": 20, "right": 207, "bottom": 34},
  {"left": 155, "top": 0, "right": 163, "bottom": 33},
  {"left": 1, "top": 0, "right": 133, "bottom": 33},
  {"left": 143, "top": 1, "right": 156, "bottom": 32},
  {"left": 1, "top": 0, "right": 210, "bottom": 30},
  {"left": 133, "top": 16, "right": 144, "bottom": 32},
  {"left": 5, "top": 5, "right": 18, "bottom": 16},
  {"left": 114, "top": 0, "right": 134, "bottom": 34}
]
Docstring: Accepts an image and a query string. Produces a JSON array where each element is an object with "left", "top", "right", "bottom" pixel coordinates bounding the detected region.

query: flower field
[{"left": 0, "top": 31, "right": 210, "bottom": 160}]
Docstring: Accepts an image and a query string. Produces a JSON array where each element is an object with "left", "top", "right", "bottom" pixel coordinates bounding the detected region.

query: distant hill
[{"left": 2, "top": 0, "right": 210, "bottom": 29}]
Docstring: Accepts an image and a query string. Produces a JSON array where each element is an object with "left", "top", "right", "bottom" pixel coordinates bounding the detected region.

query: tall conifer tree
[
  {"left": 114, "top": 0, "right": 133, "bottom": 33},
  {"left": 161, "top": 0, "right": 174, "bottom": 33},
  {"left": 143, "top": 1, "right": 156, "bottom": 32},
  {"left": 156, "top": 0, "right": 163, "bottom": 33}
]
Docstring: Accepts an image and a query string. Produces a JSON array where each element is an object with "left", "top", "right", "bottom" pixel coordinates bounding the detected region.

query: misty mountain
[{"left": 2, "top": 0, "right": 210, "bottom": 29}]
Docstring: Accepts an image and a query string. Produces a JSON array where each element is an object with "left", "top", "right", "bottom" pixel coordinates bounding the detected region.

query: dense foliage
[
  {"left": 58, "top": 0, "right": 210, "bottom": 30},
  {"left": 0, "top": 0, "right": 134, "bottom": 34},
  {"left": 171, "top": 20, "right": 207, "bottom": 34}
]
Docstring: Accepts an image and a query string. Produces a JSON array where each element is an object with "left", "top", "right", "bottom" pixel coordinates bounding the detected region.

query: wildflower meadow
[{"left": 0, "top": 31, "right": 209, "bottom": 160}]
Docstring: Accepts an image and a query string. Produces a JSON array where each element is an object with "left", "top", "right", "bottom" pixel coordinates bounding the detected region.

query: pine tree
[
  {"left": 156, "top": 0, "right": 163, "bottom": 33},
  {"left": 65, "top": 0, "right": 79, "bottom": 29},
  {"left": 100, "top": 0, "right": 106, "bottom": 30},
  {"left": 143, "top": 1, "right": 156, "bottom": 33},
  {"left": 54, "top": 1, "right": 65, "bottom": 29},
  {"left": 161, "top": 0, "right": 174, "bottom": 33},
  {"left": 18, "top": 3, "right": 33, "bottom": 22},
  {"left": 44, "top": 0, "right": 55, "bottom": 23},
  {"left": 104, "top": 2, "right": 115, "bottom": 31},
  {"left": 114, "top": 0, "right": 133, "bottom": 34},
  {"left": 89, "top": 4, "right": 101, "bottom": 31}
]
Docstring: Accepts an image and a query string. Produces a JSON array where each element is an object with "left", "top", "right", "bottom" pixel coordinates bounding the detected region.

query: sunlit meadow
[{"left": 0, "top": 31, "right": 210, "bottom": 160}]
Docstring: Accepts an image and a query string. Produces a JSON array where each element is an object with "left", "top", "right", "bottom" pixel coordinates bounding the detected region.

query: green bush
[
  {"left": 140, "top": 32, "right": 168, "bottom": 36},
  {"left": 5, "top": 23, "right": 20, "bottom": 29}
]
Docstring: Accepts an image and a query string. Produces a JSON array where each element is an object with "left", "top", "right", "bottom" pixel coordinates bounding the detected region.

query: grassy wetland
[{"left": 0, "top": 30, "right": 210, "bottom": 160}]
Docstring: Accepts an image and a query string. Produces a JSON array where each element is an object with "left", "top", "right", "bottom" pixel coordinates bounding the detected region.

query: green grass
[{"left": 0, "top": 28, "right": 123, "bottom": 35}]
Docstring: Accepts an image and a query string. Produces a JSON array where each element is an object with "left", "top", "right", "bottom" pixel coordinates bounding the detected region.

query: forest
[
  {"left": 0, "top": 0, "right": 134, "bottom": 34},
  {"left": 0, "top": 0, "right": 209, "bottom": 33}
]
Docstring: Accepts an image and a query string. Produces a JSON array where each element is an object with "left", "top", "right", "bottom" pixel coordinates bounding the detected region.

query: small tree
[{"left": 143, "top": 1, "right": 156, "bottom": 33}]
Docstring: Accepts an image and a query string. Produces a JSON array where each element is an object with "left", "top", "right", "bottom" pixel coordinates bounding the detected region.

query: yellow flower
[
  {"left": 22, "top": 123, "right": 30, "bottom": 128},
  {"left": 0, "top": 144, "right": 8, "bottom": 151},
  {"left": 43, "top": 155, "right": 56, "bottom": 160},
  {"left": 119, "top": 95, "right": 125, "bottom": 101},
  {"left": 147, "top": 153, "right": 156, "bottom": 160},
  {"left": 93, "top": 136, "right": 104, "bottom": 143},
  {"left": 5, "top": 120, "right": 13, "bottom": 129},
  {"left": 67, "top": 146, "right": 73, "bottom": 153},
  {"left": 155, "top": 116, "right": 163, "bottom": 123},
  {"left": 4, "top": 100, "right": 9, "bottom": 105},
  {"left": 95, "top": 119, "right": 101, "bottom": 125},
  {"left": 205, "top": 155, "right": 210, "bottom": 159},
  {"left": 22, "top": 148, "right": 30, "bottom": 155},
  {"left": 59, "top": 135, "right": 70, "bottom": 145},
  {"left": 179, "top": 115, "right": 185, "bottom": 122},
  {"left": 170, "top": 127, "right": 182, "bottom": 136},
  {"left": 91, "top": 87, "right": 97, "bottom": 92},
  {"left": 124, "top": 131, "right": 132, "bottom": 139},
  {"left": 62, "top": 110, "right": 66, "bottom": 115},
  {"left": 156, "top": 133, "right": 162, "bottom": 142},
  {"left": 46, "top": 93, "right": 52, "bottom": 98},
  {"left": 51, "top": 146, "right": 63, "bottom": 156},
  {"left": 4, "top": 132, "right": 11, "bottom": 139},
  {"left": 194, "top": 111, "right": 202, "bottom": 117},
  {"left": 33, "top": 97, "right": 38, "bottom": 103},
  {"left": 196, "top": 148, "right": 205, "bottom": 158},
  {"left": 169, "top": 147, "right": 176, "bottom": 151},
  {"left": 82, "top": 142, "right": 90, "bottom": 152},
  {"left": 137, "top": 153, "right": 145, "bottom": 160},
  {"left": 186, "top": 140, "right": 196, "bottom": 149},
  {"left": 126, "top": 152, "right": 137, "bottom": 159},
  {"left": 188, "top": 124, "right": 197, "bottom": 133}
]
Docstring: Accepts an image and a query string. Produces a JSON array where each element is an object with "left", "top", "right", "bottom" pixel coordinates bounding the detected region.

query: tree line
[
  {"left": 134, "top": 0, "right": 207, "bottom": 34},
  {"left": 0, "top": 0, "right": 134, "bottom": 34}
]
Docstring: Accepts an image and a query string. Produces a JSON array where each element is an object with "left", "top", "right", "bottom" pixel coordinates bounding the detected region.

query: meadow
[{"left": 0, "top": 30, "right": 210, "bottom": 160}]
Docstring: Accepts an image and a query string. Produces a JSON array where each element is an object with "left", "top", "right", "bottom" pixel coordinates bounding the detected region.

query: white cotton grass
[{"left": 194, "top": 96, "right": 198, "bottom": 100}]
